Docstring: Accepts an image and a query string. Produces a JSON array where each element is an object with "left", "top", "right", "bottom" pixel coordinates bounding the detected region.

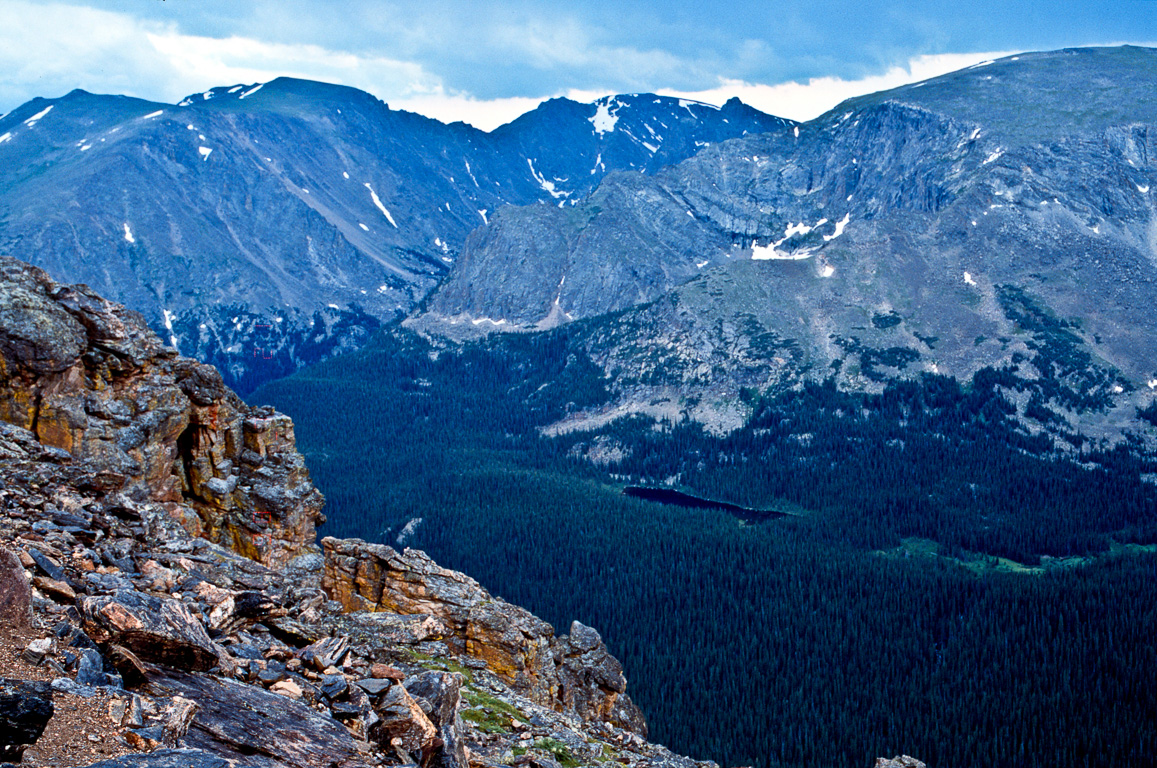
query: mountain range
[{"left": 0, "top": 79, "right": 786, "bottom": 392}]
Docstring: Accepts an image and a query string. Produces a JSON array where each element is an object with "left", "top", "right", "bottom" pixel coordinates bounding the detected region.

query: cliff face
[
  {"left": 322, "top": 537, "right": 647, "bottom": 735},
  {"left": 0, "top": 256, "right": 685, "bottom": 768},
  {"left": 0, "top": 257, "right": 324, "bottom": 568}
]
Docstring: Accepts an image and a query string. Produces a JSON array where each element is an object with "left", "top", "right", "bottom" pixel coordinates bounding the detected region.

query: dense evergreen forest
[{"left": 252, "top": 325, "right": 1157, "bottom": 768}]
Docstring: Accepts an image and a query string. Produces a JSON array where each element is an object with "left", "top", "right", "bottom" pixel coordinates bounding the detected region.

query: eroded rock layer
[{"left": 0, "top": 257, "right": 324, "bottom": 568}]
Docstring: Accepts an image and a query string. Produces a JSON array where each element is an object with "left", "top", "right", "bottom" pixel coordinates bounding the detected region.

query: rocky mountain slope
[
  {"left": 0, "top": 82, "right": 786, "bottom": 393},
  {"left": 416, "top": 46, "right": 1157, "bottom": 440},
  {"left": 0, "top": 255, "right": 718, "bottom": 768}
]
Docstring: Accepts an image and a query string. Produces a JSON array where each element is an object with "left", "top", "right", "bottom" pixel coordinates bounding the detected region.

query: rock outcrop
[
  {"left": 0, "top": 257, "right": 324, "bottom": 568},
  {"left": 0, "top": 256, "right": 705, "bottom": 768},
  {"left": 320, "top": 536, "right": 647, "bottom": 735}
]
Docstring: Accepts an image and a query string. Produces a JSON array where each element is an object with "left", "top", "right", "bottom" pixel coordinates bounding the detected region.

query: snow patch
[
  {"left": 162, "top": 309, "right": 174, "bottom": 331},
  {"left": 642, "top": 141, "right": 658, "bottom": 153},
  {"left": 0, "top": 133, "right": 11, "bottom": 145},
  {"left": 359, "top": 223, "right": 369, "bottom": 231},
  {"left": 123, "top": 223, "right": 135, "bottom": 243},
  {"left": 364, "top": 183, "right": 398, "bottom": 227},
  {"left": 821, "top": 264, "right": 835, "bottom": 278},
  {"left": 202, "top": 91, "right": 214, "bottom": 100},
  {"left": 982, "top": 149, "right": 1004, "bottom": 166},
  {"left": 227, "top": 86, "right": 243, "bottom": 94},
  {"left": 752, "top": 245, "right": 813, "bottom": 261},
  {"left": 696, "top": 260, "right": 709, "bottom": 268},
  {"left": 1148, "top": 379, "right": 1157, "bottom": 390},
  {"left": 590, "top": 101, "right": 620, "bottom": 134},
  {"left": 823, "top": 213, "right": 851, "bottom": 242},
  {"left": 79, "top": 144, "right": 91, "bottom": 151},
  {"left": 1137, "top": 184, "right": 1150, "bottom": 194},
  {"left": 377, "top": 285, "right": 389, "bottom": 294},
  {"left": 527, "top": 158, "right": 568, "bottom": 199},
  {"left": 793, "top": 126, "right": 799, "bottom": 138},
  {"left": 471, "top": 317, "right": 507, "bottom": 326},
  {"left": 970, "top": 60, "right": 995, "bottom": 69},
  {"left": 1112, "top": 385, "right": 1125, "bottom": 394},
  {"left": 239, "top": 83, "right": 264, "bottom": 99},
  {"left": 343, "top": 172, "right": 350, "bottom": 179},
  {"left": 395, "top": 517, "right": 423, "bottom": 546},
  {"left": 963, "top": 272, "right": 977, "bottom": 286},
  {"left": 464, "top": 159, "right": 479, "bottom": 187},
  {"left": 198, "top": 146, "right": 212, "bottom": 160},
  {"left": 328, "top": 304, "right": 340, "bottom": 309},
  {"left": 23, "top": 106, "right": 53, "bottom": 128},
  {"left": 141, "top": 110, "right": 164, "bottom": 120},
  {"left": 478, "top": 209, "right": 489, "bottom": 224}
]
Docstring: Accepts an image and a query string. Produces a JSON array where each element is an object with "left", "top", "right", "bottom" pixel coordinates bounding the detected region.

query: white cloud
[
  {"left": 389, "top": 93, "right": 549, "bottom": 131},
  {"left": 651, "top": 51, "right": 1024, "bottom": 122},
  {"left": 0, "top": 3, "right": 1051, "bottom": 133},
  {"left": 145, "top": 32, "right": 443, "bottom": 101}
]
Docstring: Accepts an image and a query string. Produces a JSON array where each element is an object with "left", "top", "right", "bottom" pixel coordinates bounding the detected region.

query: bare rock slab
[
  {"left": 81, "top": 590, "right": 219, "bottom": 672},
  {"left": 147, "top": 666, "right": 371, "bottom": 768}
]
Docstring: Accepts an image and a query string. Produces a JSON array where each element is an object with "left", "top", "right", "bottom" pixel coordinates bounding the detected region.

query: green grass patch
[{"left": 461, "top": 687, "right": 524, "bottom": 734}]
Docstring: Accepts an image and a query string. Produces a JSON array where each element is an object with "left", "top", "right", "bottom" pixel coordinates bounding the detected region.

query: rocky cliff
[
  {"left": 0, "top": 257, "right": 323, "bottom": 568},
  {"left": 0, "top": 257, "right": 715, "bottom": 768}
]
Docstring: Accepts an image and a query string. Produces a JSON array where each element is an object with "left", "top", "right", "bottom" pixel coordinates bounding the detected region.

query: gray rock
[
  {"left": 26, "top": 548, "right": 65, "bottom": 582},
  {"left": 76, "top": 748, "right": 233, "bottom": 768},
  {"left": 403, "top": 671, "right": 468, "bottom": 768},
  {"left": 0, "top": 679, "right": 53, "bottom": 762},
  {"left": 0, "top": 548, "right": 32, "bottom": 631},
  {"left": 355, "top": 678, "right": 393, "bottom": 696},
  {"left": 147, "top": 666, "right": 370, "bottom": 768},
  {"left": 21, "top": 638, "right": 53, "bottom": 665},
  {"left": 75, "top": 648, "right": 107, "bottom": 686}
]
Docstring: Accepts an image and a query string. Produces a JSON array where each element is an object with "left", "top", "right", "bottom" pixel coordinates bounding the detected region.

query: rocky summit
[{"left": 0, "top": 256, "right": 722, "bottom": 767}]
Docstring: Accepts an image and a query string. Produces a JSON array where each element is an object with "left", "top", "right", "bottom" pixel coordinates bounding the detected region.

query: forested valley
[{"left": 251, "top": 323, "right": 1157, "bottom": 768}]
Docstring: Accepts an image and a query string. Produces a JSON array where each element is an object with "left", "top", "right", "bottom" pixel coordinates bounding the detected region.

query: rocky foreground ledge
[{"left": 0, "top": 256, "right": 697, "bottom": 767}]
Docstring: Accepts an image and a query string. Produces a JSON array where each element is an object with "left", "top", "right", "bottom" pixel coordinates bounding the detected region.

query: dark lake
[{"left": 622, "top": 486, "right": 788, "bottom": 522}]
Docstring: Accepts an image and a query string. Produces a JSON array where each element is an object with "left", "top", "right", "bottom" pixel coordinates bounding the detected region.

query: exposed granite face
[
  {"left": 0, "top": 257, "right": 324, "bottom": 567},
  {"left": 320, "top": 536, "right": 647, "bottom": 735}
]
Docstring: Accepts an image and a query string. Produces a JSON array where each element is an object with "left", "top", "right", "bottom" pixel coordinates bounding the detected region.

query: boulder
[
  {"left": 403, "top": 671, "right": 469, "bottom": 768},
  {"left": 0, "top": 548, "right": 31, "bottom": 631},
  {"left": 147, "top": 666, "right": 371, "bottom": 768},
  {"left": 81, "top": 590, "right": 219, "bottom": 672},
  {"left": 370, "top": 683, "right": 439, "bottom": 759},
  {"left": 0, "top": 679, "right": 53, "bottom": 762}
]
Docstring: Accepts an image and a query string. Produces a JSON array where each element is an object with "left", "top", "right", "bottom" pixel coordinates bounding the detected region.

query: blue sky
[{"left": 1, "top": 0, "right": 1154, "bottom": 129}]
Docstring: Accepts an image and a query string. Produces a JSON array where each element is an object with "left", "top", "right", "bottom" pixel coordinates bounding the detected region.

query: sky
[{"left": 1, "top": 0, "right": 1154, "bottom": 130}]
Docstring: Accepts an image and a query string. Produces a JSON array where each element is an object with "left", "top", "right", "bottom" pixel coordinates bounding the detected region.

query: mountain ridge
[
  {"left": 413, "top": 45, "right": 1157, "bottom": 443},
  {"left": 0, "top": 80, "right": 787, "bottom": 393}
]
